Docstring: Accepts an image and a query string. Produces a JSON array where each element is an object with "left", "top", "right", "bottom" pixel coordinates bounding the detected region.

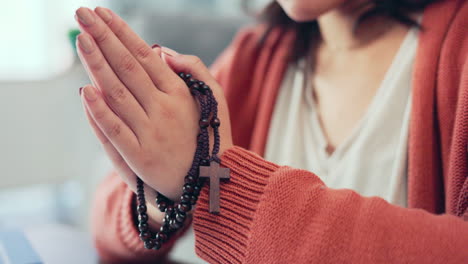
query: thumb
[{"left": 160, "top": 47, "right": 216, "bottom": 85}]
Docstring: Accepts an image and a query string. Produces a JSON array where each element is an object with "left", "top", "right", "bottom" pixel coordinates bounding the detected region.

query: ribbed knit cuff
[{"left": 193, "top": 146, "right": 280, "bottom": 263}]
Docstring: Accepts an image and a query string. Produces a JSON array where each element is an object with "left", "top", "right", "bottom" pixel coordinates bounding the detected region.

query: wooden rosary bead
[
  {"left": 165, "top": 204, "right": 175, "bottom": 214},
  {"left": 144, "top": 240, "right": 155, "bottom": 249},
  {"left": 164, "top": 213, "right": 172, "bottom": 223},
  {"left": 193, "top": 185, "right": 201, "bottom": 196},
  {"left": 178, "top": 202, "right": 192, "bottom": 213},
  {"left": 157, "top": 201, "right": 167, "bottom": 212},
  {"left": 183, "top": 183, "right": 195, "bottom": 194},
  {"left": 137, "top": 204, "right": 147, "bottom": 214},
  {"left": 161, "top": 217, "right": 169, "bottom": 227},
  {"left": 190, "top": 195, "right": 198, "bottom": 205},
  {"left": 187, "top": 78, "right": 197, "bottom": 86},
  {"left": 201, "top": 85, "right": 210, "bottom": 94},
  {"left": 181, "top": 194, "right": 191, "bottom": 203},
  {"left": 200, "top": 159, "right": 210, "bottom": 166},
  {"left": 179, "top": 72, "right": 192, "bottom": 80},
  {"left": 170, "top": 219, "right": 183, "bottom": 229},
  {"left": 175, "top": 212, "right": 186, "bottom": 223},
  {"left": 159, "top": 225, "right": 170, "bottom": 234},
  {"left": 139, "top": 232, "right": 151, "bottom": 242},
  {"left": 156, "top": 232, "right": 168, "bottom": 243},
  {"left": 138, "top": 214, "right": 148, "bottom": 223},
  {"left": 211, "top": 118, "right": 220, "bottom": 128},
  {"left": 152, "top": 240, "right": 162, "bottom": 250},
  {"left": 191, "top": 83, "right": 200, "bottom": 91},
  {"left": 199, "top": 118, "right": 210, "bottom": 128},
  {"left": 138, "top": 223, "right": 149, "bottom": 232},
  {"left": 185, "top": 175, "right": 197, "bottom": 184}
]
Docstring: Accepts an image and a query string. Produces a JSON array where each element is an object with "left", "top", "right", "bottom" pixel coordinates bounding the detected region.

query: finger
[
  {"left": 77, "top": 33, "right": 150, "bottom": 136},
  {"left": 81, "top": 91, "right": 157, "bottom": 206},
  {"left": 84, "top": 104, "right": 138, "bottom": 192},
  {"left": 94, "top": 7, "right": 183, "bottom": 94},
  {"left": 81, "top": 92, "right": 133, "bottom": 178},
  {"left": 152, "top": 45, "right": 163, "bottom": 58},
  {"left": 75, "top": 7, "right": 161, "bottom": 109},
  {"left": 81, "top": 85, "right": 141, "bottom": 158},
  {"left": 161, "top": 48, "right": 218, "bottom": 88}
]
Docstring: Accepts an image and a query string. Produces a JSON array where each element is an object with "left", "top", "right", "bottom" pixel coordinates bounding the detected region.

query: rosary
[{"left": 135, "top": 73, "right": 230, "bottom": 250}]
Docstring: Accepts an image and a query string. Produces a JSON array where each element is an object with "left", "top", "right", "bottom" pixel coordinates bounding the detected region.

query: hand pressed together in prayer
[{"left": 75, "top": 7, "right": 233, "bottom": 224}]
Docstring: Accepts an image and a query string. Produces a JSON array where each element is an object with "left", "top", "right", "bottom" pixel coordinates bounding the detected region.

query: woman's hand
[{"left": 75, "top": 7, "right": 233, "bottom": 203}]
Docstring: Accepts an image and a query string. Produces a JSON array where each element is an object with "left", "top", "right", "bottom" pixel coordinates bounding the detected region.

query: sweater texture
[{"left": 91, "top": 0, "right": 468, "bottom": 263}]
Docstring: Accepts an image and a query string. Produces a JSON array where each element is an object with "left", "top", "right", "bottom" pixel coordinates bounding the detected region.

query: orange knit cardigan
[{"left": 91, "top": 0, "right": 468, "bottom": 263}]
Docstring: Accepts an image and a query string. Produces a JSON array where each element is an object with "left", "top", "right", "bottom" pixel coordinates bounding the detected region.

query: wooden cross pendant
[{"left": 199, "top": 161, "right": 230, "bottom": 214}]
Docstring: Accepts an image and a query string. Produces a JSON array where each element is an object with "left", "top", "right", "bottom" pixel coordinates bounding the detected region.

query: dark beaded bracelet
[{"left": 135, "top": 72, "right": 228, "bottom": 250}]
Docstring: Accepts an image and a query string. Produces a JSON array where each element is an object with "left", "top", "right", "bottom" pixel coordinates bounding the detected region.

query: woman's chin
[
  {"left": 277, "top": 0, "right": 344, "bottom": 22},
  {"left": 283, "top": 10, "right": 318, "bottom": 23},
  {"left": 279, "top": 4, "right": 324, "bottom": 22}
]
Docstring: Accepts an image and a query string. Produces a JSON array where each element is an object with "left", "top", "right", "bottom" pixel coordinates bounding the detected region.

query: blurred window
[
  {"left": 0, "top": 0, "right": 98, "bottom": 81},
  {"left": 0, "top": 0, "right": 268, "bottom": 81},
  {"left": 110, "top": 0, "right": 244, "bottom": 17}
]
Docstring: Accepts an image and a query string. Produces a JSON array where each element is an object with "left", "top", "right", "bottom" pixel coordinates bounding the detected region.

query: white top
[{"left": 264, "top": 28, "right": 419, "bottom": 207}]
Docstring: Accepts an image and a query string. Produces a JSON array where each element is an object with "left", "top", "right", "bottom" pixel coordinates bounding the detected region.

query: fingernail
[
  {"left": 161, "top": 47, "right": 179, "bottom": 57},
  {"left": 76, "top": 7, "right": 95, "bottom": 26},
  {"left": 78, "top": 34, "right": 94, "bottom": 54},
  {"left": 79, "top": 87, "right": 83, "bottom": 95},
  {"left": 151, "top": 43, "right": 161, "bottom": 49},
  {"left": 95, "top": 7, "right": 112, "bottom": 23},
  {"left": 83, "top": 86, "right": 97, "bottom": 101}
]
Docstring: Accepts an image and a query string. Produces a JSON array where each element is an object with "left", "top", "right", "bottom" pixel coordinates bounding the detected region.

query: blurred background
[{"left": 0, "top": 0, "right": 269, "bottom": 263}]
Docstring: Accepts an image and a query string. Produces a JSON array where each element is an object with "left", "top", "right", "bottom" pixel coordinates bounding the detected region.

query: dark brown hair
[{"left": 259, "top": 0, "right": 437, "bottom": 62}]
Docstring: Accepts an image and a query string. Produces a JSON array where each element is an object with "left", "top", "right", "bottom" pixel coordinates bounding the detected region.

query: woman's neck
[{"left": 317, "top": 0, "right": 404, "bottom": 52}]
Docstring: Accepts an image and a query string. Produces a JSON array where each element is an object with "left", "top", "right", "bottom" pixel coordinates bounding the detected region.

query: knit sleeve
[
  {"left": 193, "top": 146, "right": 468, "bottom": 264},
  {"left": 90, "top": 171, "right": 191, "bottom": 263}
]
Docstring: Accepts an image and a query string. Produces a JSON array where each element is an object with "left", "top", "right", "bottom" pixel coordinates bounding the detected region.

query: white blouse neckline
[{"left": 264, "top": 26, "right": 420, "bottom": 207}]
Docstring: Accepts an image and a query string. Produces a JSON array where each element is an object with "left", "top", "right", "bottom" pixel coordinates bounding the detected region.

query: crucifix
[{"left": 199, "top": 161, "right": 231, "bottom": 214}]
